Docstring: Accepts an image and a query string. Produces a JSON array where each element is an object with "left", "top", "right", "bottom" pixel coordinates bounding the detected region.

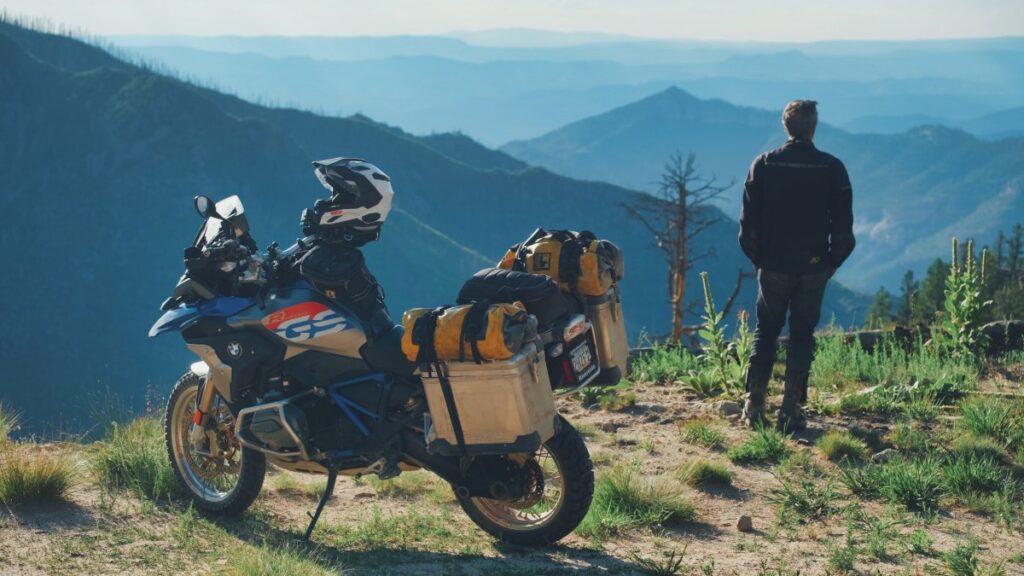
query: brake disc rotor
[{"left": 507, "top": 458, "right": 546, "bottom": 510}]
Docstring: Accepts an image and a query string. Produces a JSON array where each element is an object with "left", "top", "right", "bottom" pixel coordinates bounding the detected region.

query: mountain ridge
[{"left": 503, "top": 87, "right": 1024, "bottom": 291}]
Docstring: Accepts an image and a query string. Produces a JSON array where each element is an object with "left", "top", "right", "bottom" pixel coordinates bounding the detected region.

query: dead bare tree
[{"left": 622, "top": 152, "right": 734, "bottom": 345}]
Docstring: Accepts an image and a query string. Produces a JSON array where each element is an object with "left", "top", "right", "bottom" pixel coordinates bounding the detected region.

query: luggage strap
[
  {"left": 433, "top": 360, "right": 468, "bottom": 456},
  {"left": 412, "top": 306, "right": 468, "bottom": 456},
  {"left": 458, "top": 300, "right": 490, "bottom": 365}
]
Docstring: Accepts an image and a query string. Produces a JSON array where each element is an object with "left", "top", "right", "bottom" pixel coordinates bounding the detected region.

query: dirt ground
[{"left": 2, "top": 385, "right": 1023, "bottom": 575}]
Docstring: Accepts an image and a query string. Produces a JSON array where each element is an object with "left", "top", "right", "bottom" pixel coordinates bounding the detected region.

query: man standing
[{"left": 738, "top": 100, "right": 855, "bottom": 432}]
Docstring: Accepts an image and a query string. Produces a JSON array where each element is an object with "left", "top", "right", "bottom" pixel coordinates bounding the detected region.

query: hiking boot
[
  {"left": 741, "top": 364, "right": 771, "bottom": 428},
  {"left": 777, "top": 371, "right": 808, "bottom": 433}
]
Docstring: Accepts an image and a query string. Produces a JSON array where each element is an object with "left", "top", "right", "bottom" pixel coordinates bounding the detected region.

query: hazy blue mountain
[
  {"left": 111, "top": 37, "right": 1024, "bottom": 145},
  {"left": 959, "top": 107, "right": 1024, "bottom": 140},
  {"left": 842, "top": 108, "right": 1024, "bottom": 140},
  {"left": 0, "top": 21, "right": 868, "bottom": 433},
  {"left": 842, "top": 114, "right": 952, "bottom": 135},
  {"left": 503, "top": 88, "right": 1024, "bottom": 293}
]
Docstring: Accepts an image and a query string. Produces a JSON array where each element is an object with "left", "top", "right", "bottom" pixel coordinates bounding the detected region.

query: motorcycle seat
[{"left": 361, "top": 323, "right": 416, "bottom": 376}]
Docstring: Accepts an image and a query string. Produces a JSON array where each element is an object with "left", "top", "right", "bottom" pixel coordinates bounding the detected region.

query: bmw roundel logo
[{"left": 226, "top": 341, "right": 244, "bottom": 359}]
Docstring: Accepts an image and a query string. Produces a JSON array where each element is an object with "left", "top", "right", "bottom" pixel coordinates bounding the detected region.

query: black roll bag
[{"left": 457, "top": 267, "right": 575, "bottom": 327}]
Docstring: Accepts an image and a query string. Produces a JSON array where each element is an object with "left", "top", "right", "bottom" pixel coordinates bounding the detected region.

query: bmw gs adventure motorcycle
[{"left": 149, "top": 195, "right": 597, "bottom": 543}]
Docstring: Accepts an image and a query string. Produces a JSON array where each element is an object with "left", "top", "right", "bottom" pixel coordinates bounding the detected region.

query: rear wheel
[
  {"left": 456, "top": 416, "right": 594, "bottom": 545},
  {"left": 165, "top": 372, "right": 265, "bottom": 515}
]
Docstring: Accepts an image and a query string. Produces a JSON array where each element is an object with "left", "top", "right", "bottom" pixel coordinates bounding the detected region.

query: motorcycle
[{"left": 149, "top": 194, "right": 597, "bottom": 544}]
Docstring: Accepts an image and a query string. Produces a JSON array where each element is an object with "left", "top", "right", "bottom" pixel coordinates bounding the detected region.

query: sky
[{"left": 2, "top": 0, "right": 1022, "bottom": 42}]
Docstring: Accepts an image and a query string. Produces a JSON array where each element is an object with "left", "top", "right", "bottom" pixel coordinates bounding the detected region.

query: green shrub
[
  {"left": 856, "top": 516, "right": 901, "bottom": 561},
  {"left": 92, "top": 417, "right": 181, "bottom": 500},
  {"left": 942, "top": 540, "right": 981, "bottom": 576},
  {"left": 816, "top": 431, "right": 868, "bottom": 463},
  {"left": 599, "top": 391, "right": 638, "bottom": 412},
  {"left": 577, "top": 466, "right": 695, "bottom": 539},
  {"left": 904, "top": 398, "right": 940, "bottom": 423},
  {"left": 777, "top": 450, "right": 829, "bottom": 478},
  {"left": 942, "top": 454, "right": 1004, "bottom": 500},
  {"left": 907, "top": 528, "right": 935, "bottom": 556},
  {"left": 991, "top": 482, "right": 1023, "bottom": 530},
  {"left": 0, "top": 443, "right": 74, "bottom": 505},
  {"left": 840, "top": 464, "right": 884, "bottom": 498},
  {"left": 631, "top": 345, "right": 698, "bottom": 385},
  {"left": 827, "top": 538, "right": 858, "bottom": 573},
  {"left": 768, "top": 477, "right": 840, "bottom": 522},
  {"left": 727, "top": 427, "right": 789, "bottom": 465},
  {"left": 843, "top": 458, "right": 945, "bottom": 513},
  {"left": 889, "top": 422, "right": 931, "bottom": 455},
  {"left": 878, "top": 458, "right": 946, "bottom": 513},
  {"left": 959, "top": 397, "right": 1015, "bottom": 444},
  {"left": 681, "top": 369, "right": 723, "bottom": 398},
  {"left": 953, "top": 435, "right": 1008, "bottom": 464},
  {"left": 579, "top": 381, "right": 636, "bottom": 412},
  {"left": 678, "top": 460, "right": 732, "bottom": 487},
  {"left": 678, "top": 420, "right": 726, "bottom": 449}
]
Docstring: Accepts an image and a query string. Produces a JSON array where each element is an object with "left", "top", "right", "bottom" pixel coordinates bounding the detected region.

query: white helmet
[{"left": 311, "top": 157, "right": 394, "bottom": 237}]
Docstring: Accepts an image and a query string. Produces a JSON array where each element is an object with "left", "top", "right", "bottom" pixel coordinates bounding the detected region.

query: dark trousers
[{"left": 749, "top": 270, "right": 830, "bottom": 400}]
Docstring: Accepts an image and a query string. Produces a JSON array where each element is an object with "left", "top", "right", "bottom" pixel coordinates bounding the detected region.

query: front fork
[{"left": 188, "top": 364, "right": 224, "bottom": 455}]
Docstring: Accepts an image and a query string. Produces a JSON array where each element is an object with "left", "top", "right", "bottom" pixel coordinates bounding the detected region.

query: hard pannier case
[
  {"left": 457, "top": 267, "right": 573, "bottom": 327},
  {"left": 587, "top": 285, "right": 629, "bottom": 385},
  {"left": 499, "top": 229, "right": 624, "bottom": 297},
  {"left": 400, "top": 302, "right": 532, "bottom": 363},
  {"left": 421, "top": 341, "right": 556, "bottom": 456}
]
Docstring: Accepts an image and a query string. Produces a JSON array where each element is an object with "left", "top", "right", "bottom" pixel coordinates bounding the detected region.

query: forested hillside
[{"left": 0, "top": 20, "right": 868, "bottom": 432}]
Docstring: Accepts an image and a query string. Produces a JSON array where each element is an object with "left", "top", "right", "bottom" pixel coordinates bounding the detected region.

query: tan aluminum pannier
[
  {"left": 586, "top": 285, "right": 629, "bottom": 385},
  {"left": 420, "top": 341, "right": 556, "bottom": 456}
]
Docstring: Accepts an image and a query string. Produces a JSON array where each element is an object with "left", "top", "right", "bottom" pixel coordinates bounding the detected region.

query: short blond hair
[{"left": 783, "top": 100, "right": 818, "bottom": 140}]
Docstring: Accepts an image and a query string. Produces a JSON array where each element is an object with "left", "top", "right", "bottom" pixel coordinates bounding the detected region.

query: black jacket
[{"left": 738, "top": 139, "right": 855, "bottom": 274}]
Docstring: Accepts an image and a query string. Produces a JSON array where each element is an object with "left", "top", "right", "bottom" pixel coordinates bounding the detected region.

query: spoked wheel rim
[
  {"left": 469, "top": 446, "right": 566, "bottom": 531},
  {"left": 170, "top": 384, "right": 244, "bottom": 503}
]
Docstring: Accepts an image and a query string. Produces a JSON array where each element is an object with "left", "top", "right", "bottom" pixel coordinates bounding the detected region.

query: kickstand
[{"left": 304, "top": 467, "right": 338, "bottom": 540}]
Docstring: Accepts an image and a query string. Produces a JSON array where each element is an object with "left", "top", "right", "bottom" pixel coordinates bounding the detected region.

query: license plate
[{"left": 570, "top": 342, "right": 594, "bottom": 374}]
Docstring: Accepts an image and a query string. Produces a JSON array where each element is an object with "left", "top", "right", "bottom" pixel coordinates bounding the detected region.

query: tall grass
[
  {"left": 811, "top": 334, "right": 976, "bottom": 405},
  {"left": 0, "top": 403, "right": 74, "bottom": 505},
  {"left": 678, "top": 419, "right": 726, "bottom": 449},
  {"left": 0, "top": 402, "right": 18, "bottom": 441},
  {"left": 816, "top": 430, "right": 868, "bottom": 463},
  {"left": 0, "top": 444, "right": 75, "bottom": 505},
  {"left": 677, "top": 460, "right": 732, "bottom": 488},
  {"left": 959, "top": 397, "right": 1020, "bottom": 446},
  {"left": 577, "top": 465, "right": 694, "bottom": 539},
  {"left": 92, "top": 417, "right": 181, "bottom": 500},
  {"left": 630, "top": 345, "right": 698, "bottom": 385},
  {"left": 222, "top": 543, "right": 338, "bottom": 576},
  {"left": 727, "top": 427, "right": 789, "bottom": 465}
]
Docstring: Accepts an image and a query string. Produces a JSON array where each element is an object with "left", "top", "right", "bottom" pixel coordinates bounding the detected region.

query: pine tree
[
  {"left": 866, "top": 287, "right": 895, "bottom": 329},
  {"left": 897, "top": 270, "right": 917, "bottom": 325}
]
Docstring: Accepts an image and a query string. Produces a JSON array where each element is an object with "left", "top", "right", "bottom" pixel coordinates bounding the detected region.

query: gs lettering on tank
[
  {"left": 262, "top": 302, "right": 349, "bottom": 342},
  {"left": 229, "top": 284, "right": 367, "bottom": 359}
]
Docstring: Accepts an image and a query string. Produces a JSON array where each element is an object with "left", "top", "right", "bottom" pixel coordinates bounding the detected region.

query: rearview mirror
[{"left": 194, "top": 195, "right": 219, "bottom": 219}]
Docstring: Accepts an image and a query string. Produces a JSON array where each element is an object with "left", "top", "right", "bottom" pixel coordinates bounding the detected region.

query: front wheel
[
  {"left": 457, "top": 416, "right": 594, "bottom": 545},
  {"left": 165, "top": 372, "right": 265, "bottom": 515}
]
